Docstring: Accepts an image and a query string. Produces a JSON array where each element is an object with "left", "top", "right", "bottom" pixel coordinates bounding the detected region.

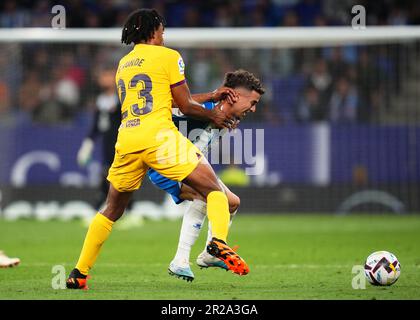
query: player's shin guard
[
  {"left": 75, "top": 213, "right": 114, "bottom": 275},
  {"left": 173, "top": 199, "right": 206, "bottom": 263},
  {"left": 206, "top": 191, "right": 230, "bottom": 242}
]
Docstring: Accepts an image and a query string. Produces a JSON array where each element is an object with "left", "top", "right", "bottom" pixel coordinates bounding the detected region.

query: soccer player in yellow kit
[{"left": 66, "top": 9, "right": 249, "bottom": 289}]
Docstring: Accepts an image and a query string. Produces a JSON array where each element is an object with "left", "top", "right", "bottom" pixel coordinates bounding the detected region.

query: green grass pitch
[{"left": 0, "top": 214, "right": 419, "bottom": 300}]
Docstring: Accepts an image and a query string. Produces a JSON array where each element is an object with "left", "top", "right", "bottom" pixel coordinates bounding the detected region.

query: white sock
[
  {"left": 173, "top": 199, "right": 206, "bottom": 264},
  {"left": 206, "top": 221, "right": 212, "bottom": 250},
  {"left": 205, "top": 209, "right": 237, "bottom": 250}
]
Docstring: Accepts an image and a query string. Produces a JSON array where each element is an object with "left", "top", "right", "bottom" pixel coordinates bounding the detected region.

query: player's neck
[{"left": 137, "top": 39, "right": 161, "bottom": 46}]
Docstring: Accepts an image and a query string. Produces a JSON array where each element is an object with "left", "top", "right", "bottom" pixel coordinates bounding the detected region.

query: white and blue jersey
[{"left": 147, "top": 102, "right": 225, "bottom": 204}]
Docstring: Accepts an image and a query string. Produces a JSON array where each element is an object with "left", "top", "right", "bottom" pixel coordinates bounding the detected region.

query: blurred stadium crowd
[
  {"left": 0, "top": 0, "right": 419, "bottom": 125},
  {"left": 2, "top": 0, "right": 420, "bottom": 28}
]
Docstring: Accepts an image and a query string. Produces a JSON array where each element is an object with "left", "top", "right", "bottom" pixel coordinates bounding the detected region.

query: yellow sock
[
  {"left": 207, "top": 191, "right": 230, "bottom": 242},
  {"left": 75, "top": 213, "right": 114, "bottom": 275}
]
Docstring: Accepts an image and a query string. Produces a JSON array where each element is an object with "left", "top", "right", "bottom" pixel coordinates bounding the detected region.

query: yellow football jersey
[{"left": 115, "top": 43, "right": 186, "bottom": 154}]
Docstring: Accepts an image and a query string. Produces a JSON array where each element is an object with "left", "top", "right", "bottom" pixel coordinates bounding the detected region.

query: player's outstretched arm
[{"left": 171, "top": 82, "right": 234, "bottom": 129}]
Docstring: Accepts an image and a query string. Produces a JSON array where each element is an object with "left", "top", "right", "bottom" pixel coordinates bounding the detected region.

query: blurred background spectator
[
  {"left": 328, "top": 77, "right": 358, "bottom": 123},
  {"left": 296, "top": 85, "right": 325, "bottom": 122}
]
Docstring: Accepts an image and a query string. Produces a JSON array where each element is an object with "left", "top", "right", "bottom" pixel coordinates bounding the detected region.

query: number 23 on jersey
[{"left": 117, "top": 73, "right": 153, "bottom": 117}]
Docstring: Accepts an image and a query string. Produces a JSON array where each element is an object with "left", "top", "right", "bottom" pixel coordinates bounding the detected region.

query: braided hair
[{"left": 121, "top": 9, "right": 165, "bottom": 45}]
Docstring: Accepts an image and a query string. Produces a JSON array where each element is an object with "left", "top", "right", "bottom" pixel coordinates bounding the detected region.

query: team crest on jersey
[{"left": 178, "top": 57, "right": 185, "bottom": 74}]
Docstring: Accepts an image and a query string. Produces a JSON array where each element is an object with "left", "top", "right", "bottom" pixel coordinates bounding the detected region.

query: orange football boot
[
  {"left": 206, "top": 238, "right": 249, "bottom": 275},
  {"left": 66, "top": 268, "right": 89, "bottom": 290}
]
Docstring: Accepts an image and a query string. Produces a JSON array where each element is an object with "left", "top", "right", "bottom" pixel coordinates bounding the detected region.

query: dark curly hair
[
  {"left": 223, "top": 69, "right": 265, "bottom": 95},
  {"left": 121, "top": 9, "right": 165, "bottom": 45}
]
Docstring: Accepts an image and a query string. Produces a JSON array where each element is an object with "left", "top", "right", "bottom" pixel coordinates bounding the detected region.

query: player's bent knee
[{"left": 229, "top": 194, "right": 240, "bottom": 214}]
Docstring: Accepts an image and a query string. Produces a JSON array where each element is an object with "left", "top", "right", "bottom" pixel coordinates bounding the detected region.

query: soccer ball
[{"left": 364, "top": 251, "right": 401, "bottom": 286}]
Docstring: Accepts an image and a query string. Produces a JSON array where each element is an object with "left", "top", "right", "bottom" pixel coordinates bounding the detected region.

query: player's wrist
[
  {"left": 208, "top": 108, "right": 218, "bottom": 122},
  {"left": 209, "top": 90, "right": 217, "bottom": 102}
]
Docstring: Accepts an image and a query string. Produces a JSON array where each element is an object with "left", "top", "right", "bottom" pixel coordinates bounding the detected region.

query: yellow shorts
[{"left": 107, "top": 129, "right": 203, "bottom": 192}]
